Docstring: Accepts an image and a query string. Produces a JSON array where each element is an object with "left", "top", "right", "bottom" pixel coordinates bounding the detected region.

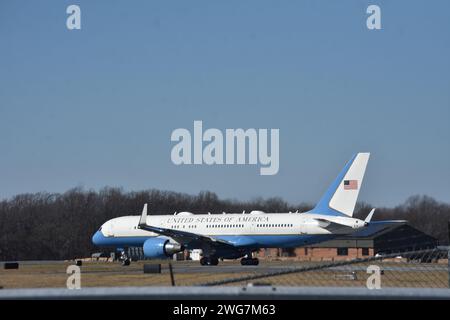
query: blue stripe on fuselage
[
  {"left": 215, "top": 234, "right": 334, "bottom": 248},
  {"left": 92, "top": 231, "right": 335, "bottom": 250},
  {"left": 92, "top": 231, "right": 147, "bottom": 247}
]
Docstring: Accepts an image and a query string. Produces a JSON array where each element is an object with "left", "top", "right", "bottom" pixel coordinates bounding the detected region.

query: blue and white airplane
[{"left": 92, "top": 153, "right": 404, "bottom": 266}]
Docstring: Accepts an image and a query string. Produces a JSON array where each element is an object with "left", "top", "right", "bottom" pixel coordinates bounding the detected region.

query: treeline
[{"left": 0, "top": 188, "right": 448, "bottom": 261}]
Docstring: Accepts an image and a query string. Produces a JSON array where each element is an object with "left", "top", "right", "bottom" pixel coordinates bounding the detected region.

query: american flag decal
[{"left": 344, "top": 180, "right": 358, "bottom": 190}]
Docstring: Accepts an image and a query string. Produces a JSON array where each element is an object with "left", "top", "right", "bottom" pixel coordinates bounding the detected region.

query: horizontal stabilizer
[{"left": 314, "top": 218, "right": 354, "bottom": 232}]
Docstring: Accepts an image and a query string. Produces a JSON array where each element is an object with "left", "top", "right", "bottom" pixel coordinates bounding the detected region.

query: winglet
[
  {"left": 138, "top": 203, "right": 148, "bottom": 228},
  {"left": 364, "top": 208, "right": 376, "bottom": 224}
]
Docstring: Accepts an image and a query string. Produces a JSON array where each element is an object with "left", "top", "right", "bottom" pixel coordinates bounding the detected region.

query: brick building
[{"left": 258, "top": 224, "right": 438, "bottom": 261}]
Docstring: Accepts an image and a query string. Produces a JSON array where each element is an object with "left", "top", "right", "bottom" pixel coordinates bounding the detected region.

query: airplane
[{"left": 92, "top": 152, "right": 405, "bottom": 266}]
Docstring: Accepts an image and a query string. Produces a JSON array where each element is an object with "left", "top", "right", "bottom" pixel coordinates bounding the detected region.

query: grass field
[
  {"left": 0, "top": 261, "right": 250, "bottom": 289},
  {"left": 0, "top": 260, "right": 448, "bottom": 289},
  {"left": 230, "top": 269, "right": 449, "bottom": 288}
]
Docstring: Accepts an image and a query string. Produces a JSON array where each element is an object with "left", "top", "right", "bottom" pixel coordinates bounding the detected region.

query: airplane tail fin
[{"left": 308, "top": 153, "right": 370, "bottom": 217}]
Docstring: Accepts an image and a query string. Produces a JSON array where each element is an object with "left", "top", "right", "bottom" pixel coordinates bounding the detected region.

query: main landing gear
[
  {"left": 200, "top": 256, "right": 219, "bottom": 266},
  {"left": 120, "top": 250, "right": 131, "bottom": 266},
  {"left": 240, "top": 257, "right": 259, "bottom": 266}
]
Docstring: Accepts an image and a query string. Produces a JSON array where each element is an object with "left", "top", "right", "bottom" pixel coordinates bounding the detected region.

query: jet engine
[{"left": 143, "top": 237, "right": 184, "bottom": 258}]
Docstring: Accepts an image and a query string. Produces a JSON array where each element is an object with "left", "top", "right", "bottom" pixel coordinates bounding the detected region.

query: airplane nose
[{"left": 92, "top": 231, "right": 102, "bottom": 246}]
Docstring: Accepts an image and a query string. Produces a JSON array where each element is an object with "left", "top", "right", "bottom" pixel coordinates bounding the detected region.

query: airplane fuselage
[{"left": 92, "top": 211, "right": 366, "bottom": 250}]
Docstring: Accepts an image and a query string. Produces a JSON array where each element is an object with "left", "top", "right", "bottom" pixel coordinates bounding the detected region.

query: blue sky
[{"left": 1, "top": 0, "right": 449, "bottom": 207}]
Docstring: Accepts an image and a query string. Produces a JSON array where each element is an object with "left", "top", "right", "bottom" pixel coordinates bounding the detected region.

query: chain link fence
[
  {"left": 1, "top": 248, "right": 448, "bottom": 291},
  {"left": 177, "top": 248, "right": 449, "bottom": 288}
]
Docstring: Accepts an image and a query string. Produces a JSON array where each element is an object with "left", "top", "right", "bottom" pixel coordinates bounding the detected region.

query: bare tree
[{"left": 0, "top": 189, "right": 448, "bottom": 261}]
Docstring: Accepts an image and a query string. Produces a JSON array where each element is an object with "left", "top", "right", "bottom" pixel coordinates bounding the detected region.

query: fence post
[{"left": 169, "top": 263, "right": 176, "bottom": 287}]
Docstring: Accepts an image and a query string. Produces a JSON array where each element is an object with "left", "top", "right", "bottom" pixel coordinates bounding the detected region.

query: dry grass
[
  {"left": 0, "top": 260, "right": 447, "bottom": 289},
  {"left": 223, "top": 262, "right": 449, "bottom": 288},
  {"left": 227, "top": 270, "right": 448, "bottom": 288},
  {"left": 0, "top": 261, "right": 250, "bottom": 289}
]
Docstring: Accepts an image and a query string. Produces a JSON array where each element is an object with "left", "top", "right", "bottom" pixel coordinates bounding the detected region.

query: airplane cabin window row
[
  {"left": 206, "top": 224, "right": 244, "bottom": 228},
  {"left": 169, "top": 223, "right": 295, "bottom": 229},
  {"left": 257, "top": 224, "right": 293, "bottom": 228}
]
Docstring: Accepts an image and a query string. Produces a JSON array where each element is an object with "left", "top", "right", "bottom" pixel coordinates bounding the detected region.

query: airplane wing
[
  {"left": 138, "top": 224, "right": 234, "bottom": 248},
  {"left": 137, "top": 204, "right": 236, "bottom": 250}
]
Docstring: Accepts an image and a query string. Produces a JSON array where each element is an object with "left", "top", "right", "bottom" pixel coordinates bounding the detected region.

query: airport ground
[{"left": 1, "top": 259, "right": 448, "bottom": 289}]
